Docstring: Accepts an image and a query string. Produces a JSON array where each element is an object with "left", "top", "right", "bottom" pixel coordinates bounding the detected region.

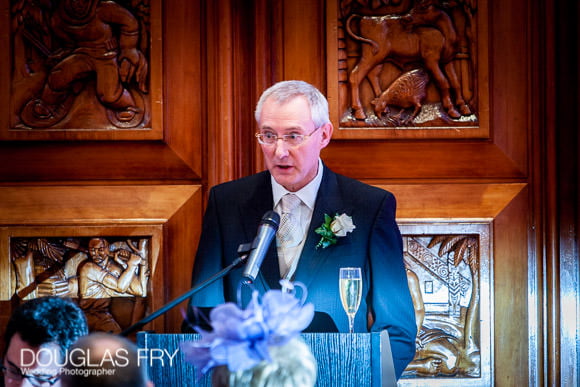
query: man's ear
[{"left": 319, "top": 122, "right": 333, "bottom": 148}]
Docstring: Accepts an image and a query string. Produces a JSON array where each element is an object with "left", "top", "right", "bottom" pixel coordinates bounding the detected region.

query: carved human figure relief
[
  {"left": 10, "top": 237, "right": 151, "bottom": 333},
  {"left": 338, "top": 0, "right": 478, "bottom": 127},
  {"left": 11, "top": 0, "right": 151, "bottom": 129}
]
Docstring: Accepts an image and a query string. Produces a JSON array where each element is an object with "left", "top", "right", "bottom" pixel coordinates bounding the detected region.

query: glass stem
[{"left": 348, "top": 315, "right": 355, "bottom": 333}]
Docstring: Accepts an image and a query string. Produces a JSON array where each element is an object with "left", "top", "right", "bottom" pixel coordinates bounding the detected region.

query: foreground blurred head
[
  {"left": 3, "top": 296, "right": 88, "bottom": 387},
  {"left": 60, "top": 333, "right": 153, "bottom": 387}
]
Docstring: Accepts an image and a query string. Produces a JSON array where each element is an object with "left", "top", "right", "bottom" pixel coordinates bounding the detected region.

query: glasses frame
[
  {"left": 1, "top": 363, "right": 60, "bottom": 386},
  {"left": 255, "top": 126, "right": 321, "bottom": 146}
]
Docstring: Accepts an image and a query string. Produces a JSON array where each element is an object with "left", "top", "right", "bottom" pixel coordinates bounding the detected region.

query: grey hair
[{"left": 254, "top": 80, "right": 330, "bottom": 128}]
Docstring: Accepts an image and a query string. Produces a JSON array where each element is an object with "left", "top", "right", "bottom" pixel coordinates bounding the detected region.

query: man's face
[
  {"left": 64, "top": 0, "right": 96, "bottom": 19},
  {"left": 3, "top": 333, "right": 61, "bottom": 386},
  {"left": 88, "top": 240, "right": 108, "bottom": 265},
  {"left": 258, "top": 96, "right": 332, "bottom": 192}
]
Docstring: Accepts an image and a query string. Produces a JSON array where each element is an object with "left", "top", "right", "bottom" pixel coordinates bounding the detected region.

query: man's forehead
[
  {"left": 262, "top": 95, "right": 311, "bottom": 114},
  {"left": 259, "top": 124, "right": 308, "bottom": 132},
  {"left": 89, "top": 239, "right": 105, "bottom": 247},
  {"left": 6, "top": 333, "right": 61, "bottom": 366}
]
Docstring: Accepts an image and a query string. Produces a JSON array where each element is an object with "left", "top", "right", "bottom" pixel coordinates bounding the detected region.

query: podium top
[{"left": 137, "top": 331, "right": 396, "bottom": 387}]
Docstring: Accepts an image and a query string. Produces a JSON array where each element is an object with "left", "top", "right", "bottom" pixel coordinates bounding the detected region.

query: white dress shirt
[{"left": 272, "top": 159, "right": 324, "bottom": 279}]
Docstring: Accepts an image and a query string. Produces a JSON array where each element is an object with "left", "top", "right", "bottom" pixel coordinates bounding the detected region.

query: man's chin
[
  {"left": 272, "top": 176, "right": 297, "bottom": 191},
  {"left": 272, "top": 170, "right": 292, "bottom": 181}
]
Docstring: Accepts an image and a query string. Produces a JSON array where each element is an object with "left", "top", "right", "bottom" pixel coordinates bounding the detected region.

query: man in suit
[{"left": 184, "top": 80, "right": 416, "bottom": 378}]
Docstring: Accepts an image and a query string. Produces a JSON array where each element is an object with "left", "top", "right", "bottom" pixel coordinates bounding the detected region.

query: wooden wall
[{"left": 0, "top": 0, "right": 577, "bottom": 385}]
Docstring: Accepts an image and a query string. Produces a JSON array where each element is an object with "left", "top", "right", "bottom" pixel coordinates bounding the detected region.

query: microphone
[
  {"left": 242, "top": 210, "right": 280, "bottom": 282},
  {"left": 121, "top": 210, "right": 280, "bottom": 336}
]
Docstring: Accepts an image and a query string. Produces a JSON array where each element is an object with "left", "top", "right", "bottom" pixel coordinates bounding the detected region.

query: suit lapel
[
  {"left": 293, "top": 166, "right": 351, "bottom": 289},
  {"left": 243, "top": 167, "right": 353, "bottom": 291}
]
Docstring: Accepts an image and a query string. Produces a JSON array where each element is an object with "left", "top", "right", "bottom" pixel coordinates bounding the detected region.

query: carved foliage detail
[{"left": 402, "top": 234, "right": 480, "bottom": 378}]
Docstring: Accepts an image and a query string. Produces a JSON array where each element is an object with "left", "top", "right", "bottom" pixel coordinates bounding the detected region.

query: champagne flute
[{"left": 339, "top": 267, "right": 362, "bottom": 333}]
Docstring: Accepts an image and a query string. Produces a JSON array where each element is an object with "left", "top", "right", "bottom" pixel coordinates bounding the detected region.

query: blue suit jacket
[{"left": 185, "top": 165, "right": 416, "bottom": 378}]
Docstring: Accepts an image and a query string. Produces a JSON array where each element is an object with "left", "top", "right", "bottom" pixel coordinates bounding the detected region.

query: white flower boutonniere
[{"left": 315, "top": 213, "right": 356, "bottom": 249}]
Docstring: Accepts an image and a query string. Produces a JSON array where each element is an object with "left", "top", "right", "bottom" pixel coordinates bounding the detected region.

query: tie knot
[{"left": 281, "top": 193, "right": 301, "bottom": 214}]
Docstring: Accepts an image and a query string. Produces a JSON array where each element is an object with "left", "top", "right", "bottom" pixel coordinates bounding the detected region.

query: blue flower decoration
[{"left": 181, "top": 280, "right": 314, "bottom": 374}]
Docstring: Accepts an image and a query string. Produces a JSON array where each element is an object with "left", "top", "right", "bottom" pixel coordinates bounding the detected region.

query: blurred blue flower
[{"left": 181, "top": 280, "right": 314, "bottom": 374}]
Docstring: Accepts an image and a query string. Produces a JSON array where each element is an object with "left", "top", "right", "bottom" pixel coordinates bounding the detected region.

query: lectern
[{"left": 137, "top": 331, "right": 396, "bottom": 387}]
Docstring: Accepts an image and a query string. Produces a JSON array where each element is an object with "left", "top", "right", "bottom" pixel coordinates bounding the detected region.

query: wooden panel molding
[
  {"left": 0, "top": 184, "right": 202, "bottom": 334},
  {"left": 0, "top": 0, "right": 204, "bottom": 181},
  {"left": 382, "top": 183, "right": 529, "bottom": 384},
  {"left": 0, "top": 142, "right": 198, "bottom": 182},
  {"left": 379, "top": 183, "right": 526, "bottom": 219},
  {"left": 0, "top": 185, "right": 199, "bottom": 224},
  {"left": 398, "top": 222, "right": 492, "bottom": 386},
  {"left": 326, "top": 0, "right": 490, "bottom": 139},
  {"left": 323, "top": 142, "right": 526, "bottom": 181},
  {"left": 275, "top": 0, "right": 530, "bottom": 180},
  {"left": 3, "top": 1, "right": 163, "bottom": 139}
]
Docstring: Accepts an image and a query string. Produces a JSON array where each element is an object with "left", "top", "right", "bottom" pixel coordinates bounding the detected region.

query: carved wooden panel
[
  {"left": 0, "top": 0, "right": 566, "bottom": 385},
  {"left": 398, "top": 224, "right": 492, "bottom": 385},
  {"left": 0, "top": 0, "right": 203, "bottom": 182},
  {"left": 8, "top": 235, "right": 154, "bottom": 334},
  {"left": 378, "top": 183, "right": 526, "bottom": 385},
  {"left": 326, "top": 0, "right": 489, "bottom": 139},
  {"left": 0, "top": 185, "right": 202, "bottom": 334},
  {"left": 2, "top": 0, "right": 163, "bottom": 140}
]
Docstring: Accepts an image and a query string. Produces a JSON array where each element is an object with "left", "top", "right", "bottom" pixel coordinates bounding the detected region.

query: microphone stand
[{"left": 120, "top": 243, "right": 252, "bottom": 337}]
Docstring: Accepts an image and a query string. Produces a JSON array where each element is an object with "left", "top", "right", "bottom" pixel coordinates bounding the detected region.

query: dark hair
[{"left": 3, "top": 296, "right": 88, "bottom": 357}]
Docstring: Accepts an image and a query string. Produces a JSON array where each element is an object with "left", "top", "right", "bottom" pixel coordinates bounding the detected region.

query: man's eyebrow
[
  {"left": 7, "top": 358, "right": 54, "bottom": 378},
  {"left": 259, "top": 126, "right": 303, "bottom": 132},
  {"left": 6, "top": 359, "right": 23, "bottom": 373}
]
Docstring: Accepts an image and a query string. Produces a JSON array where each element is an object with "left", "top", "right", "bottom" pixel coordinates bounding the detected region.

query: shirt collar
[{"left": 272, "top": 159, "right": 323, "bottom": 210}]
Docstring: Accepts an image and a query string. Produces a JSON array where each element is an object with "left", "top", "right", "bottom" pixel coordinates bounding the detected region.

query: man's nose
[{"left": 273, "top": 138, "right": 290, "bottom": 157}]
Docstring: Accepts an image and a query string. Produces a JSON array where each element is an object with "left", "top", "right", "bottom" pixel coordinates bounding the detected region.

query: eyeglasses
[
  {"left": 1, "top": 364, "right": 60, "bottom": 386},
  {"left": 255, "top": 127, "right": 320, "bottom": 147}
]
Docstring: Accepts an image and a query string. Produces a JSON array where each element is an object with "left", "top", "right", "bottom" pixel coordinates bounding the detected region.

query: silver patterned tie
[{"left": 277, "top": 193, "right": 303, "bottom": 248}]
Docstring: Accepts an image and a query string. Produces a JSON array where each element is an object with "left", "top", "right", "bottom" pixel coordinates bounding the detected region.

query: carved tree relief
[
  {"left": 338, "top": 0, "right": 478, "bottom": 127},
  {"left": 401, "top": 234, "right": 481, "bottom": 379},
  {"left": 10, "top": 236, "right": 150, "bottom": 333},
  {"left": 10, "top": 0, "right": 151, "bottom": 130}
]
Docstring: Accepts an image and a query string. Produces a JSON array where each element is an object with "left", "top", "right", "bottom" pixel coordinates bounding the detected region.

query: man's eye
[
  {"left": 286, "top": 133, "right": 300, "bottom": 140},
  {"left": 7, "top": 367, "right": 22, "bottom": 377},
  {"left": 263, "top": 132, "right": 276, "bottom": 139}
]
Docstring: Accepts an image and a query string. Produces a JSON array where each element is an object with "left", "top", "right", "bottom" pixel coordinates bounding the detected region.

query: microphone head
[
  {"left": 261, "top": 210, "right": 280, "bottom": 230},
  {"left": 242, "top": 210, "right": 281, "bottom": 283}
]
